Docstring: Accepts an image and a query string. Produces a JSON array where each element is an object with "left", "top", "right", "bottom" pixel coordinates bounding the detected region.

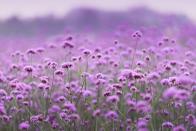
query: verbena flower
[
  {"left": 19, "top": 121, "right": 30, "bottom": 130},
  {"left": 163, "top": 87, "right": 178, "bottom": 100},
  {"left": 162, "top": 121, "right": 174, "bottom": 129},
  {"left": 105, "top": 111, "right": 118, "bottom": 120},
  {"left": 106, "top": 95, "right": 119, "bottom": 103},
  {"left": 172, "top": 125, "right": 186, "bottom": 131}
]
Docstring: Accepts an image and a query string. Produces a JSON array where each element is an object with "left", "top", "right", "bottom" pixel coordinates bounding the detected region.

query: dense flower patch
[{"left": 0, "top": 30, "right": 195, "bottom": 131}]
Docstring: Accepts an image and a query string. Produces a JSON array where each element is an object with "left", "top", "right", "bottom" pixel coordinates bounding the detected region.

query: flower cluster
[{"left": 0, "top": 29, "right": 196, "bottom": 131}]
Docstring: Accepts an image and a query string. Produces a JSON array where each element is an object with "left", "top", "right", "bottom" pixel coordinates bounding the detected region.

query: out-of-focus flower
[
  {"left": 162, "top": 121, "right": 174, "bottom": 129},
  {"left": 24, "top": 66, "right": 34, "bottom": 73},
  {"left": 19, "top": 121, "right": 30, "bottom": 130},
  {"left": 105, "top": 111, "right": 118, "bottom": 120},
  {"left": 106, "top": 95, "right": 119, "bottom": 103},
  {"left": 63, "top": 102, "right": 77, "bottom": 112},
  {"left": 163, "top": 87, "right": 178, "bottom": 100},
  {"left": 132, "top": 31, "right": 143, "bottom": 40},
  {"left": 172, "top": 125, "right": 186, "bottom": 131},
  {"left": 48, "top": 105, "right": 61, "bottom": 113}
]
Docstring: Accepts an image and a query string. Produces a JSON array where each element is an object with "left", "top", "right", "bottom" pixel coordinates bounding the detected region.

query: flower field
[{"left": 0, "top": 8, "right": 196, "bottom": 131}]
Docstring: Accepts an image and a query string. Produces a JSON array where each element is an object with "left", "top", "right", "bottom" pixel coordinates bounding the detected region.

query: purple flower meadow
[{"left": 0, "top": 9, "right": 196, "bottom": 131}]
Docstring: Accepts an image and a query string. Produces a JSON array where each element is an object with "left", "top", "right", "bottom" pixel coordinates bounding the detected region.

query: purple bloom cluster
[{"left": 0, "top": 23, "right": 196, "bottom": 131}]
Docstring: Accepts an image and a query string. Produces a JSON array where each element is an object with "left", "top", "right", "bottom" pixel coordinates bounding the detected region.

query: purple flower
[
  {"left": 0, "top": 89, "right": 7, "bottom": 97},
  {"left": 147, "top": 72, "right": 160, "bottom": 80},
  {"left": 176, "top": 76, "right": 194, "bottom": 86},
  {"left": 30, "top": 115, "right": 39, "bottom": 123},
  {"left": 106, "top": 95, "right": 119, "bottom": 103},
  {"left": 132, "top": 31, "right": 143, "bottom": 40},
  {"left": 19, "top": 121, "right": 30, "bottom": 130},
  {"left": 162, "top": 121, "right": 174, "bottom": 129},
  {"left": 63, "top": 102, "right": 76, "bottom": 112},
  {"left": 16, "top": 94, "right": 24, "bottom": 101},
  {"left": 130, "top": 86, "right": 139, "bottom": 93},
  {"left": 172, "top": 125, "right": 186, "bottom": 131},
  {"left": 48, "top": 105, "right": 61, "bottom": 113},
  {"left": 126, "top": 99, "right": 136, "bottom": 107},
  {"left": 121, "top": 69, "right": 133, "bottom": 80},
  {"left": 57, "top": 96, "right": 66, "bottom": 102},
  {"left": 93, "top": 109, "right": 101, "bottom": 117},
  {"left": 185, "top": 114, "right": 195, "bottom": 124},
  {"left": 36, "top": 47, "right": 45, "bottom": 53},
  {"left": 105, "top": 111, "right": 118, "bottom": 120},
  {"left": 126, "top": 118, "right": 132, "bottom": 124},
  {"left": 59, "top": 112, "right": 68, "bottom": 120},
  {"left": 61, "top": 62, "right": 73, "bottom": 69},
  {"left": 161, "top": 78, "right": 170, "bottom": 86},
  {"left": 126, "top": 126, "right": 131, "bottom": 131},
  {"left": 1, "top": 115, "right": 11, "bottom": 123},
  {"left": 163, "top": 87, "right": 178, "bottom": 100},
  {"left": 174, "top": 89, "right": 190, "bottom": 101},
  {"left": 137, "top": 119, "right": 148, "bottom": 129},
  {"left": 26, "top": 49, "right": 36, "bottom": 55},
  {"left": 68, "top": 113, "right": 80, "bottom": 121},
  {"left": 62, "top": 42, "right": 74, "bottom": 49},
  {"left": 24, "top": 66, "right": 34, "bottom": 73},
  {"left": 82, "top": 90, "right": 93, "bottom": 98},
  {"left": 37, "top": 83, "right": 47, "bottom": 90},
  {"left": 136, "top": 100, "right": 151, "bottom": 113},
  {"left": 55, "top": 69, "right": 64, "bottom": 76},
  {"left": 51, "top": 121, "right": 59, "bottom": 129},
  {"left": 82, "top": 49, "right": 92, "bottom": 56},
  {"left": 186, "top": 101, "right": 196, "bottom": 111}
]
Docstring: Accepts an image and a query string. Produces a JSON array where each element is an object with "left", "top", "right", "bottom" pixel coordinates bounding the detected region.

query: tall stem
[{"left": 131, "top": 40, "right": 139, "bottom": 69}]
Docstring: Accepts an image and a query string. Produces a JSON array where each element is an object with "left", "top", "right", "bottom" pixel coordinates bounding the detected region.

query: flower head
[
  {"left": 105, "top": 111, "right": 118, "bottom": 120},
  {"left": 163, "top": 87, "right": 178, "bottom": 100},
  {"left": 19, "top": 121, "right": 30, "bottom": 130}
]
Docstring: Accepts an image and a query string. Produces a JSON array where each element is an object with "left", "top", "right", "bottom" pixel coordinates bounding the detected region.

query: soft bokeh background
[
  {"left": 0, "top": 0, "right": 196, "bottom": 51},
  {"left": 0, "top": 0, "right": 196, "bottom": 21}
]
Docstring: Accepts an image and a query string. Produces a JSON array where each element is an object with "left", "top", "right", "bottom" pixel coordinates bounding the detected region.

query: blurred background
[{"left": 0, "top": 0, "right": 196, "bottom": 38}]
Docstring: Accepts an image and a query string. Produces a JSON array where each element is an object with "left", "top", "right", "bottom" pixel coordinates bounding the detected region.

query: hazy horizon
[{"left": 0, "top": 0, "right": 196, "bottom": 22}]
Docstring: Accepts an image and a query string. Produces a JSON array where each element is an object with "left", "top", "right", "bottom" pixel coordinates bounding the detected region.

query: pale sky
[{"left": 0, "top": 0, "right": 196, "bottom": 21}]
